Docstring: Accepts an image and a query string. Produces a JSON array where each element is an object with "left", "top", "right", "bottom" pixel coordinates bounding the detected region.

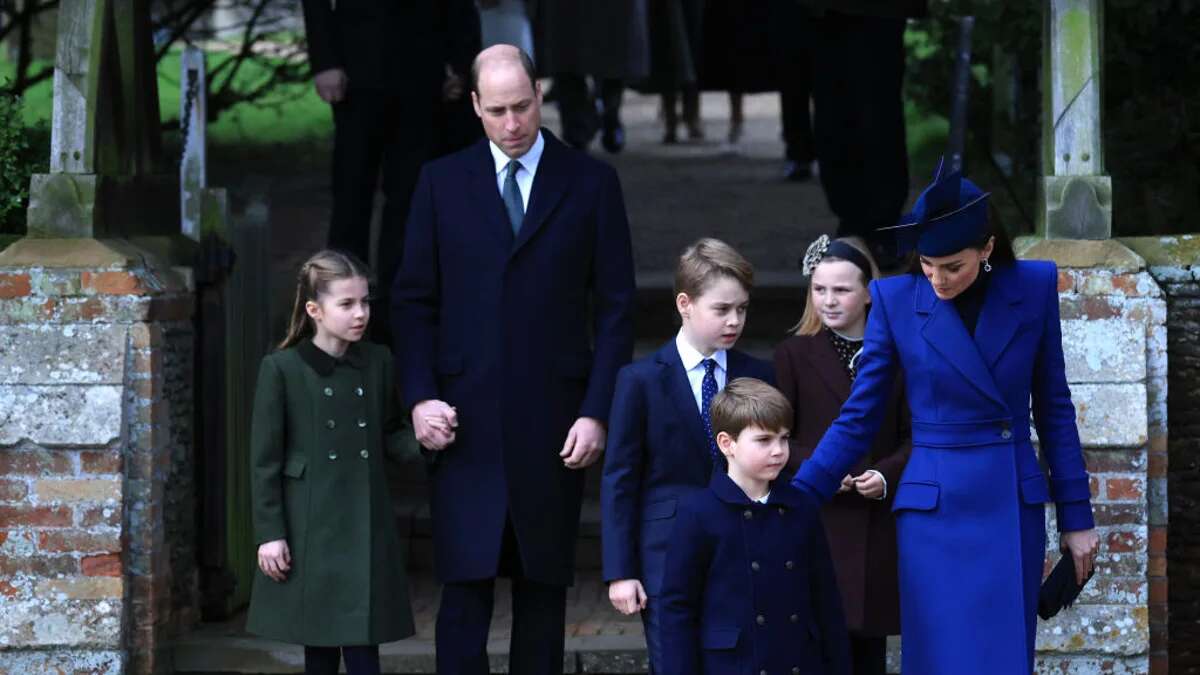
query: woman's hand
[
  {"left": 836, "top": 474, "right": 855, "bottom": 494},
  {"left": 258, "top": 539, "right": 291, "bottom": 582},
  {"left": 1060, "top": 529, "right": 1100, "bottom": 585}
]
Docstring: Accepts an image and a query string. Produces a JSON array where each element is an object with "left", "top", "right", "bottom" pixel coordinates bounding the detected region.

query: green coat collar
[{"left": 296, "top": 339, "right": 367, "bottom": 376}]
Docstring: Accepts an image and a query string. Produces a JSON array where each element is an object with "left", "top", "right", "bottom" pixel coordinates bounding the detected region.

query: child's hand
[
  {"left": 852, "top": 470, "right": 885, "bottom": 500},
  {"left": 608, "top": 578, "right": 648, "bottom": 615},
  {"left": 836, "top": 474, "right": 855, "bottom": 494},
  {"left": 258, "top": 539, "right": 291, "bottom": 582},
  {"left": 412, "top": 399, "right": 458, "bottom": 450}
]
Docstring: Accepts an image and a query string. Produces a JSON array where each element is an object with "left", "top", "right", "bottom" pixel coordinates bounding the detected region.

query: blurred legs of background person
[{"left": 556, "top": 75, "right": 628, "bottom": 154}]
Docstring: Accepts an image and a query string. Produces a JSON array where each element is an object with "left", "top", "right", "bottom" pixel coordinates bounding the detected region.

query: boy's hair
[
  {"left": 710, "top": 378, "right": 793, "bottom": 440},
  {"left": 674, "top": 237, "right": 754, "bottom": 299},
  {"left": 278, "top": 249, "right": 372, "bottom": 350}
]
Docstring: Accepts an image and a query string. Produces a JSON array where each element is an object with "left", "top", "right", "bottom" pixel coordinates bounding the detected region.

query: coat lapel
[
  {"left": 466, "top": 139, "right": 516, "bottom": 248},
  {"left": 512, "top": 129, "right": 569, "bottom": 255},
  {"left": 656, "top": 342, "right": 710, "bottom": 459},
  {"left": 799, "top": 334, "right": 852, "bottom": 403},
  {"left": 915, "top": 277, "right": 1007, "bottom": 408},
  {"left": 974, "top": 264, "right": 1024, "bottom": 369}
]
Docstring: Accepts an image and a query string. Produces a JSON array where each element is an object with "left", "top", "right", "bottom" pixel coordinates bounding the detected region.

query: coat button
[
  {"left": 358, "top": 418, "right": 367, "bottom": 428},
  {"left": 323, "top": 387, "right": 333, "bottom": 397},
  {"left": 785, "top": 560, "right": 794, "bottom": 570},
  {"left": 778, "top": 507, "right": 786, "bottom": 516},
  {"left": 328, "top": 450, "right": 338, "bottom": 460},
  {"left": 751, "top": 561, "right": 760, "bottom": 572},
  {"left": 360, "top": 449, "right": 369, "bottom": 459},
  {"left": 355, "top": 387, "right": 364, "bottom": 396},
  {"left": 793, "top": 668, "right": 801, "bottom": 675},
  {"left": 326, "top": 419, "right": 336, "bottom": 429},
  {"left": 743, "top": 510, "right": 753, "bottom": 519},
  {"left": 761, "top": 670, "right": 769, "bottom": 675},
  {"left": 1001, "top": 429, "right": 1013, "bottom": 439},
  {"left": 756, "top": 614, "right": 766, "bottom": 626},
  {"left": 790, "top": 614, "right": 799, "bottom": 623}
]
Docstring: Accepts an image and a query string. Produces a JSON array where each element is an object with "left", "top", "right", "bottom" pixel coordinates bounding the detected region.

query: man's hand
[
  {"left": 443, "top": 64, "right": 465, "bottom": 102},
  {"left": 314, "top": 68, "right": 348, "bottom": 103},
  {"left": 852, "top": 470, "right": 885, "bottom": 500},
  {"left": 412, "top": 399, "right": 458, "bottom": 451},
  {"left": 836, "top": 474, "right": 855, "bottom": 494},
  {"left": 560, "top": 417, "right": 606, "bottom": 469},
  {"left": 258, "top": 539, "right": 291, "bottom": 582},
  {"left": 608, "top": 578, "right": 648, "bottom": 615},
  {"left": 1061, "top": 529, "right": 1100, "bottom": 585}
]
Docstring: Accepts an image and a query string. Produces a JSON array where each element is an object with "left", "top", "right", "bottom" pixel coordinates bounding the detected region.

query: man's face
[{"left": 472, "top": 63, "right": 542, "bottom": 158}]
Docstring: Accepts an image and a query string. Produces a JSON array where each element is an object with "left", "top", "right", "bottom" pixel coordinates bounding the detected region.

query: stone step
[{"left": 633, "top": 269, "right": 807, "bottom": 344}]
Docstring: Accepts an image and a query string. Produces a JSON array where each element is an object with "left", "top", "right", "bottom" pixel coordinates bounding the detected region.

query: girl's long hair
[
  {"left": 791, "top": 236, "right": 881, "bottom": 336},
  {"left": 278, "top": 249, "right": 372, "bottom": 350}
]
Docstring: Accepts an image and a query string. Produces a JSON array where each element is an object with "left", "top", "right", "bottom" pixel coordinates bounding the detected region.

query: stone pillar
[
  {"left": 0, "top": 238, "right": 197, "bottom": 674},
  {"left": 1039, "top": 0, "right": 1113, "bottom": 239},
  {"left": 1017, "top": 239, "right": 1164, "bottom": 674}
]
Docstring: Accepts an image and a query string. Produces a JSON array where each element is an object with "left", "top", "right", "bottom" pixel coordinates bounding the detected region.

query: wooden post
[
  {"left": 1039, "top": 0, "right": 1112, "bottom": 239},
  {"left": 180, "top": 47, "right": 208, "bottom": 241}
]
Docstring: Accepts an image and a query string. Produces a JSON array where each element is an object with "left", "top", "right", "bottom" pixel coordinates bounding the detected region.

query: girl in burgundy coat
[{"left": 774, "top": 235, "right": 911, "bottom": 675}]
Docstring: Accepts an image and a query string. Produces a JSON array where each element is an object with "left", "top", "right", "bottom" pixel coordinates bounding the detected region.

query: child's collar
[
  {"left": 709, "top": 472, "right": 809, "bottom": 509},
  {"left": 296, "top": 339, "right": 367, "bottom": 376}
]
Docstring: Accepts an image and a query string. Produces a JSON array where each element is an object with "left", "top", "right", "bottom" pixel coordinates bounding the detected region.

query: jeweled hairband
[{"left": 800, "top": 234, "right": 874, "bottom": 281}]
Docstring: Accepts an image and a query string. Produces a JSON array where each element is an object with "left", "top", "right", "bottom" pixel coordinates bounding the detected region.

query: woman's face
[
  {"left": 919, "top": 237, "right": 995, "bottom": 300},
  {"left": 810, "top": 259, "right": 870, "bottom": 336}
]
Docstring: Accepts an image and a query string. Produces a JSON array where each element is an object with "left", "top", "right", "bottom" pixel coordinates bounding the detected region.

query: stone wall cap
[
  {"left": 1015, "top": 237, "right": 1145, "bottom": 272},
  {"left": 1118, "top": 235, "right": 1200, "bottom": 267},
  {"left": 0, "top": 238, "right": 151, "bottom": 269}
]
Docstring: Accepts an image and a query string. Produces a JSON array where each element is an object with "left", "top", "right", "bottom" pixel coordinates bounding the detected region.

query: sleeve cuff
[
  {"left": 793, "top": 459, "right": 841, "bottom": 501},
  {"left": 866, "top": 469, "right": 887, "bottom": 500},
  {"left": 1056, "top": 500, "right": 1096, "bottom": 533}
]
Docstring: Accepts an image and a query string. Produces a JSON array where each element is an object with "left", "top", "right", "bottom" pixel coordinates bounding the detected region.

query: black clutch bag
[{"left": 1038, "top": 554, "right": 1095, "bottom": 620}]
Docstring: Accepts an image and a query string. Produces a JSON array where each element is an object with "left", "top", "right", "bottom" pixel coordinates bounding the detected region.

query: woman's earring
[{"left": 982, "top": 258, "right": 993, "bottom": 273}]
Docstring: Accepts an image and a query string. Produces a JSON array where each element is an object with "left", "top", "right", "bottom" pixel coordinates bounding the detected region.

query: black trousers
[
  {"left": 435, "top": 517, "right": 568, "bottom": 675},
  {"left": 850, "top": 633, "right": 888, "bottom": 675},
  {"left": 555, "top": 73, "right": 624, "bottom": 149},
  {"left": 329, "top": 90, "right": 432, "bottom": 343},
  {"left": 802, "top": 11, "right": 909, "bottom": 239},
  {"left": 304, "top": 645, "right": 380, "bottom": 675},
  {"left": 768, "top": 0, "right": 815, "bottom": 164}
]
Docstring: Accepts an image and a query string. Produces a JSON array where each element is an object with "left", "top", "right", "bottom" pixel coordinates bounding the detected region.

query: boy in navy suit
[
  {"left": 601, "top": 238, "right": 774, "bottom": 672},
  {"left": 659, "top": 378, "right": 849, "bottom": 675}
]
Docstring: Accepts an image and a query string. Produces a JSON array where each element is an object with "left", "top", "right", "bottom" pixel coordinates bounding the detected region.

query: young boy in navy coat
[
  {"left": 659, "top": 378, "right": 849, "bottom": 675},
  {"left": 602, "top": 238, "right": 774, "bottom": 672}
]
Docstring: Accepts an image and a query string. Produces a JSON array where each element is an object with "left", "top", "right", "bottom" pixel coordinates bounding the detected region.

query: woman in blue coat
[{"left": 792, "top": 165, "right": 1101, "bottom": 674}]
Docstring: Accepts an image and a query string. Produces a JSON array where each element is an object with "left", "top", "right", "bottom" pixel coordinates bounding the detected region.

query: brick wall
[{"left": 0, "top": 240, "right": 196, "bottom": 674}]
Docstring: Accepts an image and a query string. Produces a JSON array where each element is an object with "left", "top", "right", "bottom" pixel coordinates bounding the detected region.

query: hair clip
[{"left": 801, "top": 234, "right": 831, "bottom": 277}]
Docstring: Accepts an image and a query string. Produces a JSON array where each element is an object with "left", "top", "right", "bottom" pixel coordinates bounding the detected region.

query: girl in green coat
[{"left": 247, "top": 250, "right": 417, "bottom": 675}]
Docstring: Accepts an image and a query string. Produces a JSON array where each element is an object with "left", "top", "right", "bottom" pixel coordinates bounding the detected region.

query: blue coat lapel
[
  {"left": 974, "top": 264, "right": 1024, "bottom": 369},
  {"left": 656, "top": 341, "right": 710, "bottom": 459},
  {"left": 512, "top": 130, "right": 569, "bottom": 255},
  {"left": 466, "top": 139, "right": 516, "bottom": 248},
  {"left": 915, "top": 277, "right": 1007, "bottom": 409}
]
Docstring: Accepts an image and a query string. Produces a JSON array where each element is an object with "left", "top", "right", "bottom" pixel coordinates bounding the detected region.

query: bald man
[{"left": 392, "top": 45, "right": 635, "bottom": 675}]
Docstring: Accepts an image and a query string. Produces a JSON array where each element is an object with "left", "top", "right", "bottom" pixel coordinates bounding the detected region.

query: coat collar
[
  {"left": 709, "top": 472, "right": 810, "bottom": 509},
  {"left": 912, "top": 265, "right": 1022, "bottom": 408},
  {"left": 467, "top": 128, "right": 570, "bottom": 254},
  {"left": 296, "top": 339, "right": 367, "bottom": 377}
]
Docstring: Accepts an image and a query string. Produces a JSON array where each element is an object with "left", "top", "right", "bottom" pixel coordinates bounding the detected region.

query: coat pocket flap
[
  {"left": 282, "top": 456, "right": 306, "bottom": 479},
  {"left": 891, "top": 481, "right": 939, "bottom": 512},
  {"left": 641, "top": 499, "right": 677, "bottom": 521},
  {"left": 1019, "top": 474, "right": 1051, "bottom": 504},
  {"left": 701, "top": 626, "right": 741, "bottom": 650},
  {"left": 436, "top": 355, "right": 464, "bottom": 375}
]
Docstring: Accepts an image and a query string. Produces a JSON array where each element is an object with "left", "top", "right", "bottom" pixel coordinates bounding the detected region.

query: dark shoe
[
  {"left": 663, "top": 127, "right": 679, "bottom": 145},
  {"left": 783, "top": 160, "right": 813, "bottom": 182},
  {"left": 602, "top": 122, "right": 625, "bottom": 154}
]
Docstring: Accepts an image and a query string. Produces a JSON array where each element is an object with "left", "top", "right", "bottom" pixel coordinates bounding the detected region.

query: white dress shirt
[
  {"left": 675, "top": 331, "right": 728, "bottom": 414},
  {"left": 489, "top": 130, "right": 545, "bottom": 211}
]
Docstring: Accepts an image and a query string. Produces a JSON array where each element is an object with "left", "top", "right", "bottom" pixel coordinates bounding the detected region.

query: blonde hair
[
  {"left": 278, "top": 249, "right": 372, "bottom": 350},
  {"left": 792, "top": 236, "right": 880, "bottom": 336},
  {"left": 674, "top": 237, "right": 754, "bottom": 300},
  {"left": 710, "top": 377, "right": 793, "bottom": 440}
]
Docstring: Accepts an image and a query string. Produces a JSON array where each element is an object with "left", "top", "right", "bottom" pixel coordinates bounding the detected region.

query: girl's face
[
  {"left": 677, "top": 276, "right": 750, "bottom": 356},
  {"left": 810, "top": 260, "right": 870, "bottom": 336},
  {"left": 919, "top": 237, "right": 995, "bottom": 300},
  {"left": 306, "top": 276, "right": 370, "bottom": 344}
]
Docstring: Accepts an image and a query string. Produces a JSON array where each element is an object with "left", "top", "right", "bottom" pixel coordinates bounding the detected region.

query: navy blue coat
[
  {"left": 793, "top": 261, "right": 1095, "bottom": 674},
  {"left": 659, "top": 474, "right": 850, "bottom": 675},
  {"left": 392, "top": 131, "right": 635, "bottom": 585},
  {"left": 601, "top": 341, "right": 773, "bottom": 595}
]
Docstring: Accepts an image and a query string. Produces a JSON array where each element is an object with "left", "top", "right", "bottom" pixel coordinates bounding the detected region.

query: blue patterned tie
[
  {"left": 700, "top": 358, "right": 721, "bottom": 464},
  {"left": 503, "top": 159, "right": 524, "bottom": 235}
]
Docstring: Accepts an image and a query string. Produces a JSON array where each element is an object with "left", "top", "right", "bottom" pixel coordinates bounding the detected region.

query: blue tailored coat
[
  {"left": 601, "top": 341, "right": 774, "bottom": 595},
  {"left": 392, "top": 130, "right": 636, "bottom": 585},
  {"left": 659, "top": 474, "right": 850, "bottom": 675},
  {"left": 792, "top": 260, "right": 1095, "bottom": 674}
]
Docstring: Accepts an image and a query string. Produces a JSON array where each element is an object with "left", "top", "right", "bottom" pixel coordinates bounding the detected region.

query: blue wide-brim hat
[{"left": 880, "top": 158, "right": 991, "bottom": 257}]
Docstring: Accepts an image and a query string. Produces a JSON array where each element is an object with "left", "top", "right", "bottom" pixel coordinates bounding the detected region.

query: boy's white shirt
[{"left": 675, "top": 330, "right": 728, "bottom": 413}]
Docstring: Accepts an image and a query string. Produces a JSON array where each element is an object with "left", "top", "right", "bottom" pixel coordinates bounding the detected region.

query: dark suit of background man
[
  {"left": 795, "top": 0, "right": 927, "bottom": 254},
  {"left": 301, "top": 0, "right": 480, "bottom": 342},
  {"left": 392, "top": 45, "right": 636, "bottom": 675}
]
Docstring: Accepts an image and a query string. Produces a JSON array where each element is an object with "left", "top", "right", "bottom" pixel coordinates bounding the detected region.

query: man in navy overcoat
[{"left": 392, "top": 45, "right": 635, "bottom": 675}]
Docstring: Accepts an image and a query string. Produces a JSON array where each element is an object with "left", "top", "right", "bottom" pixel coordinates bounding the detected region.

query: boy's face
[
  {"left": 676, "top": 276, "right": 749, "bottom": 356},
  {"left": 720, "top": 424, "right": 790, "bottom": 483}
]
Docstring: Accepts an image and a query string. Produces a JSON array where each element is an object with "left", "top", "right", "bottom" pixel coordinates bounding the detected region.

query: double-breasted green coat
[{"left": 246, "top": 339, "right": 417, "bottom": 646}]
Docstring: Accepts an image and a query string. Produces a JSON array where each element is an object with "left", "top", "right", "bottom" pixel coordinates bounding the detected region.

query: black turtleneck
[{"left": 952, "top": 268, "right": 991, "bottom": 337}]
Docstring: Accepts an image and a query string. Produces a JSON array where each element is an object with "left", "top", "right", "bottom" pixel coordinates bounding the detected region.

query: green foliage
[
  {"left": 904, "top": 1, "right": 1200, "bottom": 236},
  {"left": 0, "top": 91, "right": 49, "bottom": 235}
]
